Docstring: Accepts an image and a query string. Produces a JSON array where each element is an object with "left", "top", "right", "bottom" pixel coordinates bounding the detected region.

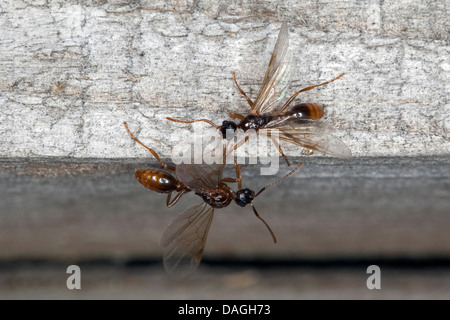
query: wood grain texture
[{"left": 0, "top": 0, "right": 449, "bottom": 158}]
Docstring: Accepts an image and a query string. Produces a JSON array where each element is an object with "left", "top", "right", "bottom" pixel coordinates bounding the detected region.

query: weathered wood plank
[{"left": 0, "top": 1, "right": 449, "bottom": 157}]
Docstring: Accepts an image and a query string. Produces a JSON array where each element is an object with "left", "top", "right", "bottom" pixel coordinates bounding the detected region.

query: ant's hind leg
[
  {"left": 123, "top": 122, "right": 176, "bottom": 171},
  {"left": 166, "top": 191, "right": 186, "bottom": 208}
]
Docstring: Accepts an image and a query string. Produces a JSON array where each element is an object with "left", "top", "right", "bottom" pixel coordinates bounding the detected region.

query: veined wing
[
  {"left": 176, "top": 141, "right": 229, "bottom": 192},
  {"left": 265, "top": 124, "right": 352, "bottom": 159},
  {"left": 176, "top": 163, "right": 225, "bottom": 192},
  {"left": 160, "top": 203, "right": 215, "bottom": 277},
  {"left": 252, "top": 22, "right": 291, "bottom": 115}
]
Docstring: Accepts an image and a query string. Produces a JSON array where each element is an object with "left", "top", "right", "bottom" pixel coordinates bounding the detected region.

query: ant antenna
[
  {"left": 251, "top": 203, "right": 277, "bottom": 243},
  {"left": 248, "top": 161, "right": 303, "bottom": 244},
  {"left": 254, "top": 161, "right": 303, "bottom": 198}
]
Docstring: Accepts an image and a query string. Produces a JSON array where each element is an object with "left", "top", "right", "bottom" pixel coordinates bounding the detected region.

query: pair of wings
[
  {"left": 161, "top": 202, "right": 214, "bottom": 277},
  {"left": 251, "top": 22, "right": 291, "bottom": 115},
  {"left": 161, "top": 159, "right": 227, "bottom": 277},
  {"left": 247, "top": 22, "right": 351, "bottom": 158}
]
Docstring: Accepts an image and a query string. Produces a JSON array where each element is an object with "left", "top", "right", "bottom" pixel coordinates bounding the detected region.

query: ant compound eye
[
  {"left": 234, "top": 188, "right": 254, "bottom": 207},
  {"left": 222, "top": 120, "right": 237, "bottom": 130},
  {"left": 220, "top": 120, "right": 237, "bottom": 139},
  {"left": 244, "top": 189, "right": 254, "bottom": 197}
]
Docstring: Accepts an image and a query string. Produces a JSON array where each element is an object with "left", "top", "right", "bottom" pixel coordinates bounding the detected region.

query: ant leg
[
  {"left": 233, "top": 159, "right": 242, "bottom": 190},
  {"left": 233, "top": 135, "right": 250, "bottom": 152},
  {"left": 276, "top": 73, "right": 345, "bottom": 115},
  {"left": 233, "top": 72, "right": 255, "bottom": 110},
  {"left": 124, "top": 122, "right": 176, "bottom": 171},
  {"left": 222, "top": 159, "right": 242, "bottom": 189},
  {"left": 229, "top": 112, "right": 245, "bottom": 120},
  {"left": 166, "top": 193, "right": 174, "bottom": 207},
  {"left": 166, "top": 117, "right": 220, "bottom": 130},
  {"left": 267, "top": 132, "right": 290, "bottom": 166},
  {"left": 166, "top": 191, "right": 186, "bottom": 208}
]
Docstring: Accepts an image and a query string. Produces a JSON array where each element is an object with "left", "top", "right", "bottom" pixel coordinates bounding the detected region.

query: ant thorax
[
  {"left": 197, "top": 183, "right": 234, "bottom": 209},
  {"left": 238, "top": 115, "right": 272, "bottom": 132}
]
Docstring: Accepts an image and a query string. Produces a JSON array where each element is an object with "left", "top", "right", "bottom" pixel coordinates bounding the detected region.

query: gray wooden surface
[
  {"left": 0, "top": 0, "right": 449, "bottom": 158},
  {"left": 1, "top": 0, "right": 449, "bottom": 299}
]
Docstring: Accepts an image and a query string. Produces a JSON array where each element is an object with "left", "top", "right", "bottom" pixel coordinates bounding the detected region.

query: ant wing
[
  {"left": 266, "top": 124, "right": 352, "bottom": 159},
  {"left": 252, "top": 22, "right": 291, "bottom": 115},
  {"left": 160, "top": 203, "right": 215, "bottom": 277},
  {"left": 176, "top": 143, "right": 229, "bottom": 192},
  {"left": 176, "top": 163, "right": 225, "bottom": 192}
]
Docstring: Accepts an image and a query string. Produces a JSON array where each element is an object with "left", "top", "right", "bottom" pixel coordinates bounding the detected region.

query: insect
[
  {"left": 124, "top": 121, "right": 303, "bottom": 276},
  {"left": 167, "top": 22, "right": 351, "bottom": 166},
  {"left": 124, "top": 122, "right": 238, "bottom": 208}
]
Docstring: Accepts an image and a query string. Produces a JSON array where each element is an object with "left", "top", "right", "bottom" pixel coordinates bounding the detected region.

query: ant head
[
  {"left": 234, "top": 188, "right": 255, "bottom": 207},
  {"left": 220, "top": 120, "right": 237, "bottom": 139}
]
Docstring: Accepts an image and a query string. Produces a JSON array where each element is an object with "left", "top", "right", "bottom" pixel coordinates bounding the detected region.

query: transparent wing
[
  {"left": 252, "top": 22, "right": 291, "bottom": 115},
  {"left": 265, "top": 124, "right": 352, "bottom": 158},
  {"left": 160, "top": 203, "right": 215, "bottom": 277},
  {"left": 176, "top": 163, "right": 224, "bottom": 192},
  {"left": 176, "top": 140, "right": 228, "bottom": 192}
]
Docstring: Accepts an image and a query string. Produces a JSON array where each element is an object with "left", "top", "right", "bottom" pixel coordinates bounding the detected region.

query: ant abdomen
[
  {"left": 290, "top": 103, "right": 324, "bottom": 120},
  {"left": 135, "top": 169, "right": 184, "bottom": 193}
]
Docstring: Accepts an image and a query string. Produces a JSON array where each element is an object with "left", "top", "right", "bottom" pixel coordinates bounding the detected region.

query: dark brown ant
[{"left": 167, "top": 22, "right": 351, "bottom": 166}]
